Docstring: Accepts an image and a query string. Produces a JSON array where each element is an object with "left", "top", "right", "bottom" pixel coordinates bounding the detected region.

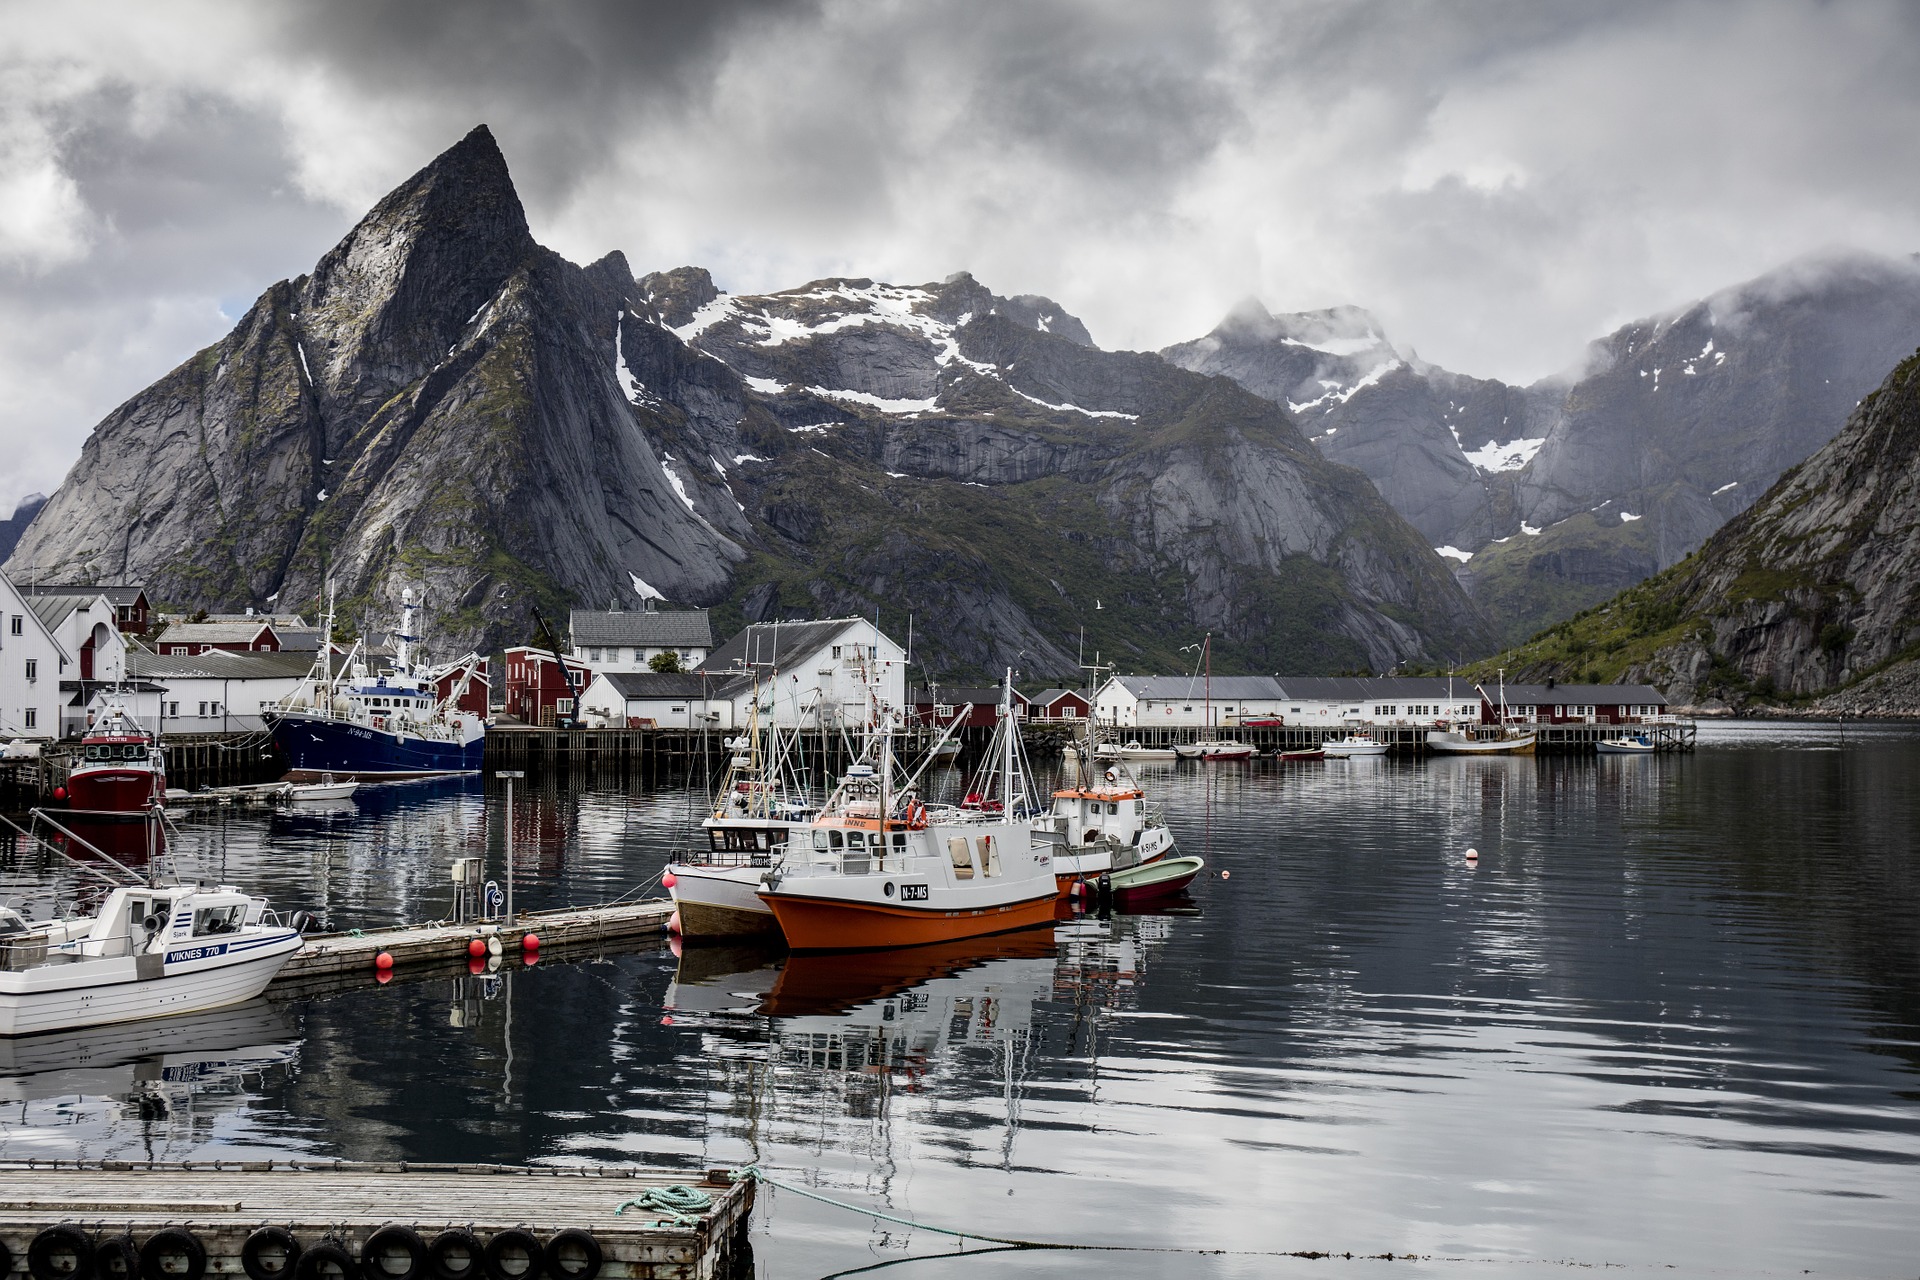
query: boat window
[
  {"left": 848, "top": 831, "right": 866, "bottom": 849},
  {"left": 812, "top": 830, "right": 829, "bottom": 851},
  {"left": 192, "top": 904, "right": 244, "bottom": 936},
  {"left": 829, "top": 830, "right": 845, "bottom": 850},
  {"left": 892, "top": 832, "right": 907, "bottom": 848}
]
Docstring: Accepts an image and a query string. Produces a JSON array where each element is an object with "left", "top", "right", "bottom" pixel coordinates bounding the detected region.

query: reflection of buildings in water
[
  {"left": 1052, "top": 914, "right": 1169, "bottom": 1013},
  {"left": 0, "top": 1000, "right": 299, "bottom": 1160}
]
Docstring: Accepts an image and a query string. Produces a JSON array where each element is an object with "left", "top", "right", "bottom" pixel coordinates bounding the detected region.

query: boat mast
[
  {"left": 395, "top": 588, "right": 416, "bottom": 675},
  {"left": 1001, "top": 666, "right": 1015, "bottom": 813},
  {"left": 1204, "top": 633, "right": 1213, "bottom": 738}
]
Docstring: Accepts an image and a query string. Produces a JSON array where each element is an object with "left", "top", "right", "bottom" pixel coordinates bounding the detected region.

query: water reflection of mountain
[{"left": 0, "top": 1000, "right": 300, "bottom": 1160}]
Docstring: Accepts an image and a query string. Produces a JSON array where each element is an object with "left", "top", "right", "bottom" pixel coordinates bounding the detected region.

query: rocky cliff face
[
  {"left": 6, "top": 127, "right": 1490, "bottom": 677},
  {"left": 1486, "top": 345, "right": 1920, "bottom": 708},
  {"left": 1167, "top": 254, "right": 1920, "bottom": 646},
  {"left": 0, "top": 494, "right": 47, "bottom": 565}
]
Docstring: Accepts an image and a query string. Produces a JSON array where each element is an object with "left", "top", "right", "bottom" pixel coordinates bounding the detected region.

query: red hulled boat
[{"left": 63, "top": 697, "right": 165, "bottom": 817}]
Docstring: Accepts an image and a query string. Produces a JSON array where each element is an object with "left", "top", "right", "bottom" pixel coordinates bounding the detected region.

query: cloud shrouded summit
[{"left": 5, "top": 0, "right": 1920, "bottom": 513}]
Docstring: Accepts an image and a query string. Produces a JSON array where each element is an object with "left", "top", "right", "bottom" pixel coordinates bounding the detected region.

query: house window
[
  {"left": 211, "top": 701, "right": 222, "bottom": 716},
  {"left": 198, "top": 702, "right": 209, "bottom": 717},
  {"left": 935, "top": 704, "right": 954, "bottom": 718},
  {"left": 8, "top": 616, "right": 19, "bottom": 636},
  {"left": 831, "top": 645, "right": 842, "bottom": 659},
  {"left": 166, "top": 702, "right": 179, "bottom": 717},
  {"left": 24, "top": 659, "right": 36, "bottom": 681},
  {"left": 23, "top": 708, "right": 36, "bottom": 729},
  {"left": 556, "top": 699, "right": 574, "bottom": 715}
]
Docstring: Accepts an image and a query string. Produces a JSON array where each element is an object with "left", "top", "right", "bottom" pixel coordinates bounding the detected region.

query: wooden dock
[
  {"left": 276, "top": 899, "right": 676, "bottom": 991},
  {"left": 0, "top": 1161, "right": 752, "bottom": 1280},
  {"left": 1088, "top": 718, "right": 1698, "bottom": 755}
]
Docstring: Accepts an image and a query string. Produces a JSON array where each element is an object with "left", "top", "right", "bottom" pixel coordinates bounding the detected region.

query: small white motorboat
[
  {"left": 1597, "top": 734, "right": 1656, "bottom": 755},
  {"left": 0, "top": 885, "right": 304, "bottom": 1037},
  {"left": 1095, "top": 740, "right": 1178, "bottom": 762},
  {"left": 288, "top": 773, "right": 359, "bottom": 802},
  {"left": 1174, "top": 740, "right": 1256, "bottom": 761},
  {"left": 1323, "top": 734, "right": 1389, "bottom": 758}
]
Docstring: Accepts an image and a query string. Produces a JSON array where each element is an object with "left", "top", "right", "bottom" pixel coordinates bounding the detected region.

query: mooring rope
[{"left": 613, "top": 1184, "right": 713, "bottom": 1226}]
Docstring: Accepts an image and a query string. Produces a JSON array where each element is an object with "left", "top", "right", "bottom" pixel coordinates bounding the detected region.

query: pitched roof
[
  {"left": 1273, "top": 676, "right": 1476, "bottom": 701},
  {"left": 153, "top": 621, "right": 279, "bottom": 645},
  {"left": 594, "top": 671, "right": 755, "bottom": 700},
  {"left": 1494, "top": 683, "right": 1669, "bottom": 705},
  {"left": 1029, "top": 688, "right": 1089, "bottom": 707},
  {"left": 25, "top": 592, "right": 105, "bottom": 633},
  {"left": 570, "top": 608, "right": 713, "bottom": 649},
  {"left": 128, "top": 649, "right": 314, "bottom": 680},
  {"left": 19, "top": 584, "right": 147, "bottom": 608},
  {"left": 701, "top": 618, "right": 870, "bottom": 673},
  {"left": 196, "top": 612, "right": 310, "bottom": 628},
  {"left": 1108, "top": 675, "right": 1286, "bottom": 701}
]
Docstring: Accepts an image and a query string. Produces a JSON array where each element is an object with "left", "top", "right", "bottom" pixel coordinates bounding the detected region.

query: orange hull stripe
[{"left": 761, "top": 891, "right": 1057, "bottom": 951}]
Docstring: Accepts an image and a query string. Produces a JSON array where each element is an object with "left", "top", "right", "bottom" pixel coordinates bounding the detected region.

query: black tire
[
  {"left": 293, "top": 1243, "right": 356, "bottom": 1280},
  {"left": 29, "top": 1226, "right": 94, "bottom": 1280},
  {"left": 426, "top": 1232, "right": 483, "bottom": 1280},
  {"left": 139, "top": 1230, "right": 205, "bottom": 1280},
  {"left": 0, "top": 1240, "right": 12, "bottom": 1280},
  {"left": 359, "top": 1229, "right": 425, "bottom": 1280},
  {"left": 482, "top": 1233, "right": 542, "bottom": 1280},
  {"left": 241, "top": 1229, "right": 303, "bottom": 1280},
  {"left": 95, "top": 1236, "right": 139, "bottom": 1280},
  {"left": 541, "top": 1233, "right": 599, "bottom": 1280}
]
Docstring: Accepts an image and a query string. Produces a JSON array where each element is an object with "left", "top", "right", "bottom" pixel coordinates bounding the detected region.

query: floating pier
[
  {"left": 274, "top": 899, "right": 676, "bottom": 993},
  {"left": 0, "top": 1161, "right": 752, "bottom": 1280}
]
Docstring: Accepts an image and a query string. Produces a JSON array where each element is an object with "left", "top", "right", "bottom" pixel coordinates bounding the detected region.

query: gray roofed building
[
  {"left": 1274, "top": 676, "right": 1479, "bottom": 701},
  {"left": 24, "top": 592, "right": 101, "bottom": 634},
  {"left": 701, "top": 618, "right": 867, "bottom": 673},
  {"left": 595, "top": 671, "right": 755, "bottom": 700},
  {"left": 1107, "top": 674, "right": 1287, "bottom": 701},
  {"left": 152, "top": 620, "right": 281, "bottom": 652},
  {"left": 21, "top": 584, "right": 147, "bottom": 609},
  {"left": 570, "top": 608, "right": 712, "bottom": 651},
  {"left": 129, "top": 649, "right": 315, "bottom": 680}
]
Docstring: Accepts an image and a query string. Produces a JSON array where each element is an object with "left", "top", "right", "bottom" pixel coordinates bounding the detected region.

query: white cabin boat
[
  {"left": 1426, "top": 726, "right": 1538, "bottom": 755},
  {"left": 1597, "top": 734, "right": 1656, "bottom": 755},
  {"left": 1040, "top": 765, "right": 1175, "bottom": 888},
  {"left": 0, "top": 885, "right": 303, "bottom": 1037},
  {"left": 1173, "top": 739, "right": 1256, "bottom": 760},
  {"left": 1322, "top": 734, "right": 1389, "bottom": 758},
  {"left": 1095, "top": 740, "right": 1178, "bottom": 762}
]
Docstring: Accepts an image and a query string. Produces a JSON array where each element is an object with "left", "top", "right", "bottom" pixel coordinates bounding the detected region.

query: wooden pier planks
[{"left": 0, "top": 1162, "right": 752, "bottom": 1280}]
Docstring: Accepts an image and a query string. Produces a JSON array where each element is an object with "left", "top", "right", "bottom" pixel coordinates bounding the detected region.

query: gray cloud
[{"left": 4, "top": 0, "right": 1920, "bottom": 516}]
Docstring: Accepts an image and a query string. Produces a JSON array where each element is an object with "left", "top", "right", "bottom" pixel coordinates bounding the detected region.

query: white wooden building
[
  {"left": 24, "top": 590, "right": 127, "bottom": 683},
  {"left": 1093, "top": 674, "right": 1485, "bottom": 730},
  {"left": 1269, "top": 678, "right": 1482, "bottom": 727},
  {"left": 0, "top": 572, "right": 71, "bottom": 740},
  {"left": 569, "top": 605, "right": 713, "bottom": 675},
  {"left": 699, "top": 618, "right": 907, "bottom": 729},
  {"left": 1092, "top": 675, "right": 1290, "bottom": 729},
  {"left": 577, "top": 671, "right": 755, "bottom": 729},
  {"left": 127, "top": 650, "right": 314, "bottom": 734}
]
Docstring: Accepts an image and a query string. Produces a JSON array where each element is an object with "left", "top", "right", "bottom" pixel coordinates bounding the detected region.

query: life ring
[{"left": 906, "top": 801, "right": 929, "bottom": 830}]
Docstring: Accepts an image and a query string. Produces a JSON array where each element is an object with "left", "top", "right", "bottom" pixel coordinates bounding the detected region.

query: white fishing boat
[
  {"left": 287, "top": 774, "right": 359, "bottom": 802},
  {"left": 1174, "top": 739, "right": 1257, "bottom": 760},
  {"left": 1597, "top": 734, "right": 1656, "bottom": 755},
  {"left": 0, "top": 884, "right": 303, "bottom": 1037},
  {"left": 1047, "top": 689, "right": 1176, "bottom": 890},
  {"left": 1427, "top": 670, "right": 1537, "bottom": 755},
  {"left": 1322, "top": 734, "right": 1389, "bottom": 758},
  {"left": 1095, "top": 740, "right": 1178, "bottom": 761},
  {"left": 757, "top": 672, "right": 1057, "bottom": 951}
]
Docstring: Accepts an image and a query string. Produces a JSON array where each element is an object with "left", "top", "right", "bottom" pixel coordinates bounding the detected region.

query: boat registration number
[
  {"left": 166, "top": 942, "right": 229, "bottom": 963},
  {"left": 899, "top": 884, "right": 930, "bottom": 901}
]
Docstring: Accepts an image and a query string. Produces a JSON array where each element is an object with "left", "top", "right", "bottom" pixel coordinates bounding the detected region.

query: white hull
[
  {"left": 1098, "top": 745, "right": 1178, "bottom": 761},
  {"left": 1323, "top": 739, "right": 1389, "bottom": 758},
  {"left": 1175, "top": 741, "right": 1256, "bottom": 760},
  {"left": 669, "top": 863, "right": 777, "bottom": 935},
  {"left": 289, "top": 782, "right": 359, "bottom": 801},
  {"left": 0, "top": 935, "right": 301, "bottom": 1037},
  {"left": 1426, "top": 730, "right": 1538, "bottom": 755},
  {"left": 1597, "top": 738, "right": 1656, "bottom": 754},
  {"left": 1052, "top": 825, "right": 1175, "bottom": 878}
]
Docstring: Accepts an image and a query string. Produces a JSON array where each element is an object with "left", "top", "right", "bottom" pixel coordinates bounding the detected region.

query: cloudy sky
[{"left": 4, "top": 0, "right": 1919, "bottom": 515}]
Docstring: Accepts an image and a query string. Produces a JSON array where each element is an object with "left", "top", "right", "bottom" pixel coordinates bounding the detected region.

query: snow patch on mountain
[
  {"left": 670, "top": 296, "right": 737, "bottom": 342},
  {"left": 807, "top": 386, "right": 937, "bottom": 414},
  {"left": 1434, "top": 545, "right": 1473, "bottom": 563},
  {"left": 1288, "top": 359, "right": 1400, "bottom": 414},
  {"left": 1007, "top": 386, "right": 1139, "bottom": 420},
  {"left": 1464, "top": 436, "right": 1546, "bottom": 473}
]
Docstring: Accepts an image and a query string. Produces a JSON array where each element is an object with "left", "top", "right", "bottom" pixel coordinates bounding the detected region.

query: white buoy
[{"left": 1465, "top": 847, "right": 1480, "bottom": 864}]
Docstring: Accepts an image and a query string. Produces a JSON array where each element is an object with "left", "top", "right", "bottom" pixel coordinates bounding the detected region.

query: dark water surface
[{"left": 3, "top": 721, "right": 1918, "bottom": 1278}]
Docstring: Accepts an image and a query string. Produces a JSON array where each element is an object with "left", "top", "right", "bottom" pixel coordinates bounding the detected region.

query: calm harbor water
[{"left": 3, "top": 721, "right": 1919, "bottom": 1278}]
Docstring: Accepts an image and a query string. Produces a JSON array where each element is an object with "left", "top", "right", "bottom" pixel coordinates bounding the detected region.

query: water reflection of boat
[
  {"left": 765, "top": 929, "right": 1057, "bottom": 1017},
  {"left": 663, "top": 942, "right": 785, "bottom": 1015},
  {"left": 0, "top": 998, "right": 295, "bottom": 1102}
]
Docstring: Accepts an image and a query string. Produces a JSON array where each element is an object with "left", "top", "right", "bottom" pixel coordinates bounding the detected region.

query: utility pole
[{"left": 496, "top": 770, "right": 524, "bottom": 925}]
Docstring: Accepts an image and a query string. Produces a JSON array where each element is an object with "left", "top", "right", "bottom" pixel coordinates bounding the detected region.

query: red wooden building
[
  {"left": 154, "top": 620, "right": 281, "bottom": 655},
  {"left": 503, "top": 647, "right": 592, "bottom": 726},
  {"left": 1479, "top": 682, "right": 1668, "bottom": 726},
  {"left": 434, "top": 657, "right": 491, "bottom": 718},
  {"left": 910, "top": 685, "right": 1031, "bottom": 729},
  {"left": 1028, "top": 688, "right": 1092, "bottom": 721}
]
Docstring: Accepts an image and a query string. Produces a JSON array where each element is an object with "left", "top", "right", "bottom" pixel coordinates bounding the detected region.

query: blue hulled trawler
[{"left": 266, "top": 590, "right": 488, "bottom": 781}]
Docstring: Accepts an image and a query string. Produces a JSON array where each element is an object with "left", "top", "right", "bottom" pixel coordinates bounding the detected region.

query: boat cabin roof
[{"left": 1053, "top": 786, "right": 1144, "bottom": 802}]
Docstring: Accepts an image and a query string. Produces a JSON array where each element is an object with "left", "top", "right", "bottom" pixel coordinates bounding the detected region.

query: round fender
[
  {"left": 30, "top": 1225, "right": 95, "bottom": 1280},
  {"left": 241, "top": 1229, "right": 302, "bottom": 1280},
  {"left": 139, "top": 1229, "right": 206, "bottom": 1280},
  {"left": 426, "top": 1232, "right": 484, "bottom": 1280},
  {"left": 360, "top": 1228, "right": 426, "bottom": 1280},
  {"left": 542, "top": 1232, "right": 601, "bottom": 1280},
  {"left": 293, "top": 1241, "right": 356, "bottom": 1280},
  {"left": 96, "top": 1236, "right": 141, "bottom": 1280},
  {"left": 482, "top": 1232, "right": 543, "bottom": 1280}
]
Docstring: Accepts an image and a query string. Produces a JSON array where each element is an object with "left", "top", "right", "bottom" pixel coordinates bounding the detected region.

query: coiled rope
[{"left": 613, "top": 1184, "right": 713, "bottom": 1226}]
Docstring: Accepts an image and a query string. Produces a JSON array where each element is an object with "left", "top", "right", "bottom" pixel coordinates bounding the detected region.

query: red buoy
[
  {"left": 522, "top": 933, "right": 540, "bottom": 951},
  {"left": 53, "top": 786, "right": 66, "bottom": 801},
  {"left": 667, "top": 910, "right": 682, "bottom": 935},
  {"left": 374, "top": 951, "right": 394, "bottom": 971},
  {"left": 468, "top": 957, "right": 486, "bottom": 975},
  {"left": 468, "top": 938, "right": 486, "bottom": 958},
  {"left": 376, "top": 970, "right": 392, "bottom": 985},
  {"left": 662, "top": 871, "right": 678, "bottom": 889},
  {"left": 1220, "top": 870, "right": 1231, "bottom": 880},
  {"left": 523, "top": 952, "right": 539, "bottom": 967}
]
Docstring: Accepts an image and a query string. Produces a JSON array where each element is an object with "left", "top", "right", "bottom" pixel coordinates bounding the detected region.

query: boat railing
[
  {"left": 682, "top": 846, "right": 778, "bottom": 870},
  {"left": 0, "top": 929, "right": 147, "bottom": 970}
]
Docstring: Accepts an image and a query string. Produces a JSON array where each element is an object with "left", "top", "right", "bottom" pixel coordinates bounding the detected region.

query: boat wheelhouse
[{"left": 64, "top": 696, "right": 164, "bottom": 816}]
